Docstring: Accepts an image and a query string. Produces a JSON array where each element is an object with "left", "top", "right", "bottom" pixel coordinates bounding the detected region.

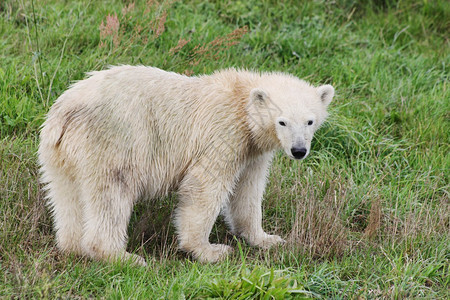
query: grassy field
[{"left": 1, "top": 0, "right": 449, "bottom": 298}]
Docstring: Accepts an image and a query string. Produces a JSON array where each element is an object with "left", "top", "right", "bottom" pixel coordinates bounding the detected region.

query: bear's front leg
[
  {"left": 224, "top": 153, "right": 285, "bottom": 248},
  {"left": 175, "top": 162, "right": 238, "bottom": 263}
]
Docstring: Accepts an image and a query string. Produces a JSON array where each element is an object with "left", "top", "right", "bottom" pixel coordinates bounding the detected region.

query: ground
[{"left": 0, "top": 0, "right": 448, "bottom": 298}]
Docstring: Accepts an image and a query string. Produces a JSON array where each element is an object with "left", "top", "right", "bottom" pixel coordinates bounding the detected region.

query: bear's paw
[
  {"left": 251, "top": 233, "right": 285, "bottom": 249},
  {"left": 195, "top": 244, "right": 233, "bottom": 263}
]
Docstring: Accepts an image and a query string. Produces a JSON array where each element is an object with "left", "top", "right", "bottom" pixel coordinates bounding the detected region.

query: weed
[{"left": 99, "top": 14, "right": 120, "bottom": 49}]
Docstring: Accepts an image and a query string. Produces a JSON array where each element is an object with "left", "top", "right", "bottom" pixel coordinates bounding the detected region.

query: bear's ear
[
  {"left": 250, "top": 88, "right": 268, "bottom": 104},
  {"left": 317, "top": 84, "right": 334, "bottom": 107}
]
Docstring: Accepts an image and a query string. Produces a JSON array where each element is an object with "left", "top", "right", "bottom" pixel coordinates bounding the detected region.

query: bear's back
[{"left": 40, "top": 66, "right": 254, "bottom": 197}]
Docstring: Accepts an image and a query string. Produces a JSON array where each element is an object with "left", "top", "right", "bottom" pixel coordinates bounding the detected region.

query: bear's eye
[
  {"left": 278, "top": 121, "right": 286, "bottom": 126},
  {"left": 307, "top": 120, "right": 314, "bottom": 126}
]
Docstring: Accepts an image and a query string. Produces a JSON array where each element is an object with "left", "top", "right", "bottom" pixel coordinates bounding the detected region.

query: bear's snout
[{"left": 291, "top": 147, "right": 307, "bottom": 159}]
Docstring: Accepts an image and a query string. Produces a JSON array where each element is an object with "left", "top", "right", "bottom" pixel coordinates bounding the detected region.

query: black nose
[{"left": 291, "top": 147, "right": 307, "bottom": 159}]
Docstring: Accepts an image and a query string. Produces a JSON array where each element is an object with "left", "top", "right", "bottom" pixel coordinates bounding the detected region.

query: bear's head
[{"left": 247, "top": 75, "right": 334, "bottom": 159}]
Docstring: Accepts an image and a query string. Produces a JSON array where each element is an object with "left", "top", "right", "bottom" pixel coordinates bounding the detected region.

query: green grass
[{"left": 1, "top": 0, "right": 449, "bottom": 298}]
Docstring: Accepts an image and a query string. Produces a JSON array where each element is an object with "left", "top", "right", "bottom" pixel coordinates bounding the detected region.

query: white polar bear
[{"left": 38, "top": 66, "right": 334, "bottom": 265}]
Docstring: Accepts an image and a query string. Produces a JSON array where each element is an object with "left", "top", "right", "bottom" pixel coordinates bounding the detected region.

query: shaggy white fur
[{"left": 38, "top": 66, "right": 334, "bottom": 265}]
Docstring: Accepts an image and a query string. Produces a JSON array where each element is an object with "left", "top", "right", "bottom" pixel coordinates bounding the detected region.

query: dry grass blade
[
  {"left": 287, "top": 177, "right": 349, "bottom": 259},
  {"left": 364, "top": 198, "right": 382, "bottom": 239}
]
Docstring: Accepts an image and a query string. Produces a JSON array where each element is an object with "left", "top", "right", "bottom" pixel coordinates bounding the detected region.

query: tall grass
[{"left": 1, "top": 0, "right": 449, "bottom": 298}]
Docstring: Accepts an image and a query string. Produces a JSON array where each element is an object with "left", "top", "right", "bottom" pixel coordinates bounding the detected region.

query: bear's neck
[
  {"left": 248, "top": 122, "right": 280, "bottom": 153},
  {"left": 208, "top": 70, "right": 281, "bottom": 154},
  {"left": 228, "top": 74, "right": 281, "bottom": 154}
]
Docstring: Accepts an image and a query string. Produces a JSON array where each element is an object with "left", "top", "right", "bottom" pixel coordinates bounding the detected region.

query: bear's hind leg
[
  {"left": 45, "top": 171, "right": 84, "bottom": 255},
  {"left": 80, "top": 178, "right": 146, "bottom": 266}
]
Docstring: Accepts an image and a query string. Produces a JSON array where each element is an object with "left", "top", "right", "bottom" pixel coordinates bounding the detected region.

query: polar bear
[{"left": 39, "top": 66, "right": 334, "bottom": 265}]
